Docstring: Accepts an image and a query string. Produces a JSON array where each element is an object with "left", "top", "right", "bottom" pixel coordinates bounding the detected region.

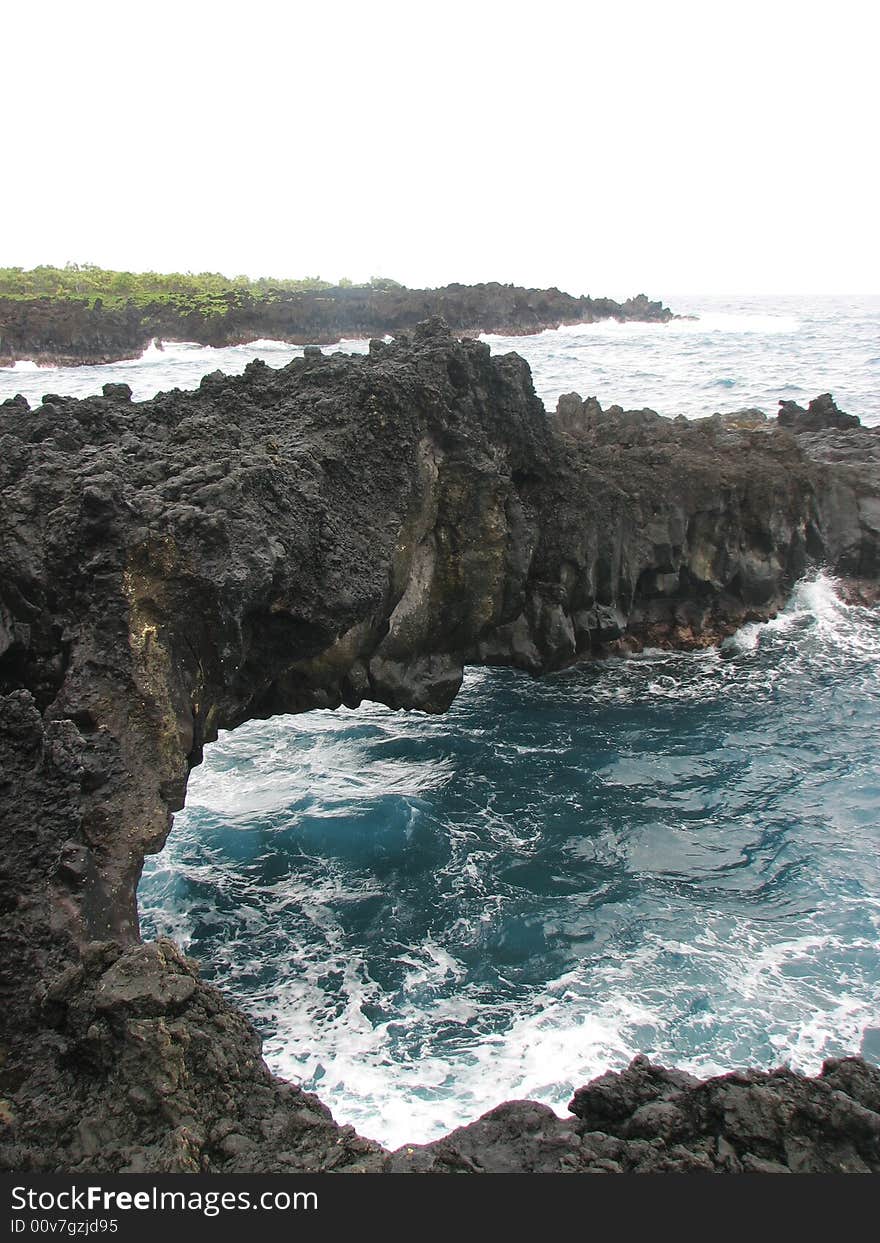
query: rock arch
[{"left": 2, "top": 322, "right": 879, "bottom": 1171}]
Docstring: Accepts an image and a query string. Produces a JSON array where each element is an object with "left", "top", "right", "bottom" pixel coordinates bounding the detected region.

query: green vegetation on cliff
[{"left": 0, "top": 263, "right": 404, "bottom": 313}]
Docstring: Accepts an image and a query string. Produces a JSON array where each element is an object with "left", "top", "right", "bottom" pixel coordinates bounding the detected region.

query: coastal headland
[
  {"left": 2, "top": 320, "right": 879, "bottom": 1172},
  {"left": 0, "top": 269, "right": 672, "bottom": 367}
]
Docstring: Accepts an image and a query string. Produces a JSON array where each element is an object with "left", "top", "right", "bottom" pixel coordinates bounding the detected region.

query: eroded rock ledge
[{"left": 1, "top": 320, "right": 879, "bottom": 1172}]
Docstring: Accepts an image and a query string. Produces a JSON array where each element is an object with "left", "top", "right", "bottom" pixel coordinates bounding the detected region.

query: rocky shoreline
[
  {"left": 2, "top": 320, "right": 879, "bottom": 1173},
  {"left": 0, "top": 283, "right": 672, "bottom": 367}
]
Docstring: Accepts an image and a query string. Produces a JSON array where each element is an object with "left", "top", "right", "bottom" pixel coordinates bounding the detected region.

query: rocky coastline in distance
[
  {"left": 0, "top": 280, "right": 672, "bottom": 367},
  {"left": 2, "top": 319, "right": 880, "bottom": 1173}
]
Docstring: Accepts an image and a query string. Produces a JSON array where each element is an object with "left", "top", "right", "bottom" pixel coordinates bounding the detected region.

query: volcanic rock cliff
[
  {"left": 0, "top": 283, "right": 672, "bottom": 367},
  {"left": 1, "top": 321, "right": 879, "bottom": 1173}
]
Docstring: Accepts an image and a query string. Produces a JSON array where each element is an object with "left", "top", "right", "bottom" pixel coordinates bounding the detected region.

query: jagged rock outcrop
[
  {"left": 0, "top": 283, "right": 672, "bottom": 366},
  {"left": 390, "top": 1055, "right": 880, "bottom": 1173},
  {"left": 1, "top": 320, "right": 878, "bottom": 1172},
  {"left": 778, "top": 392, "right": 861, "bottom": 433},
  {"left": 0, "top": 934, "right": 384, "bottom": 1173}
]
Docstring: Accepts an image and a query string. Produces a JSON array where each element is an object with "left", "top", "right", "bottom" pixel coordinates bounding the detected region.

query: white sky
[{"left": 4, "top": 0, "right": 878, "bottom": 297}]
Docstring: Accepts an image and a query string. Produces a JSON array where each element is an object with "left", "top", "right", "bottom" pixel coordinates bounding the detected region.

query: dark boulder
[
  {"left": 101, "top": 381, "right": 133, "bottom": 402},
  {"left": 778, "top": 392, "right": 861, "bottom": 432}
]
